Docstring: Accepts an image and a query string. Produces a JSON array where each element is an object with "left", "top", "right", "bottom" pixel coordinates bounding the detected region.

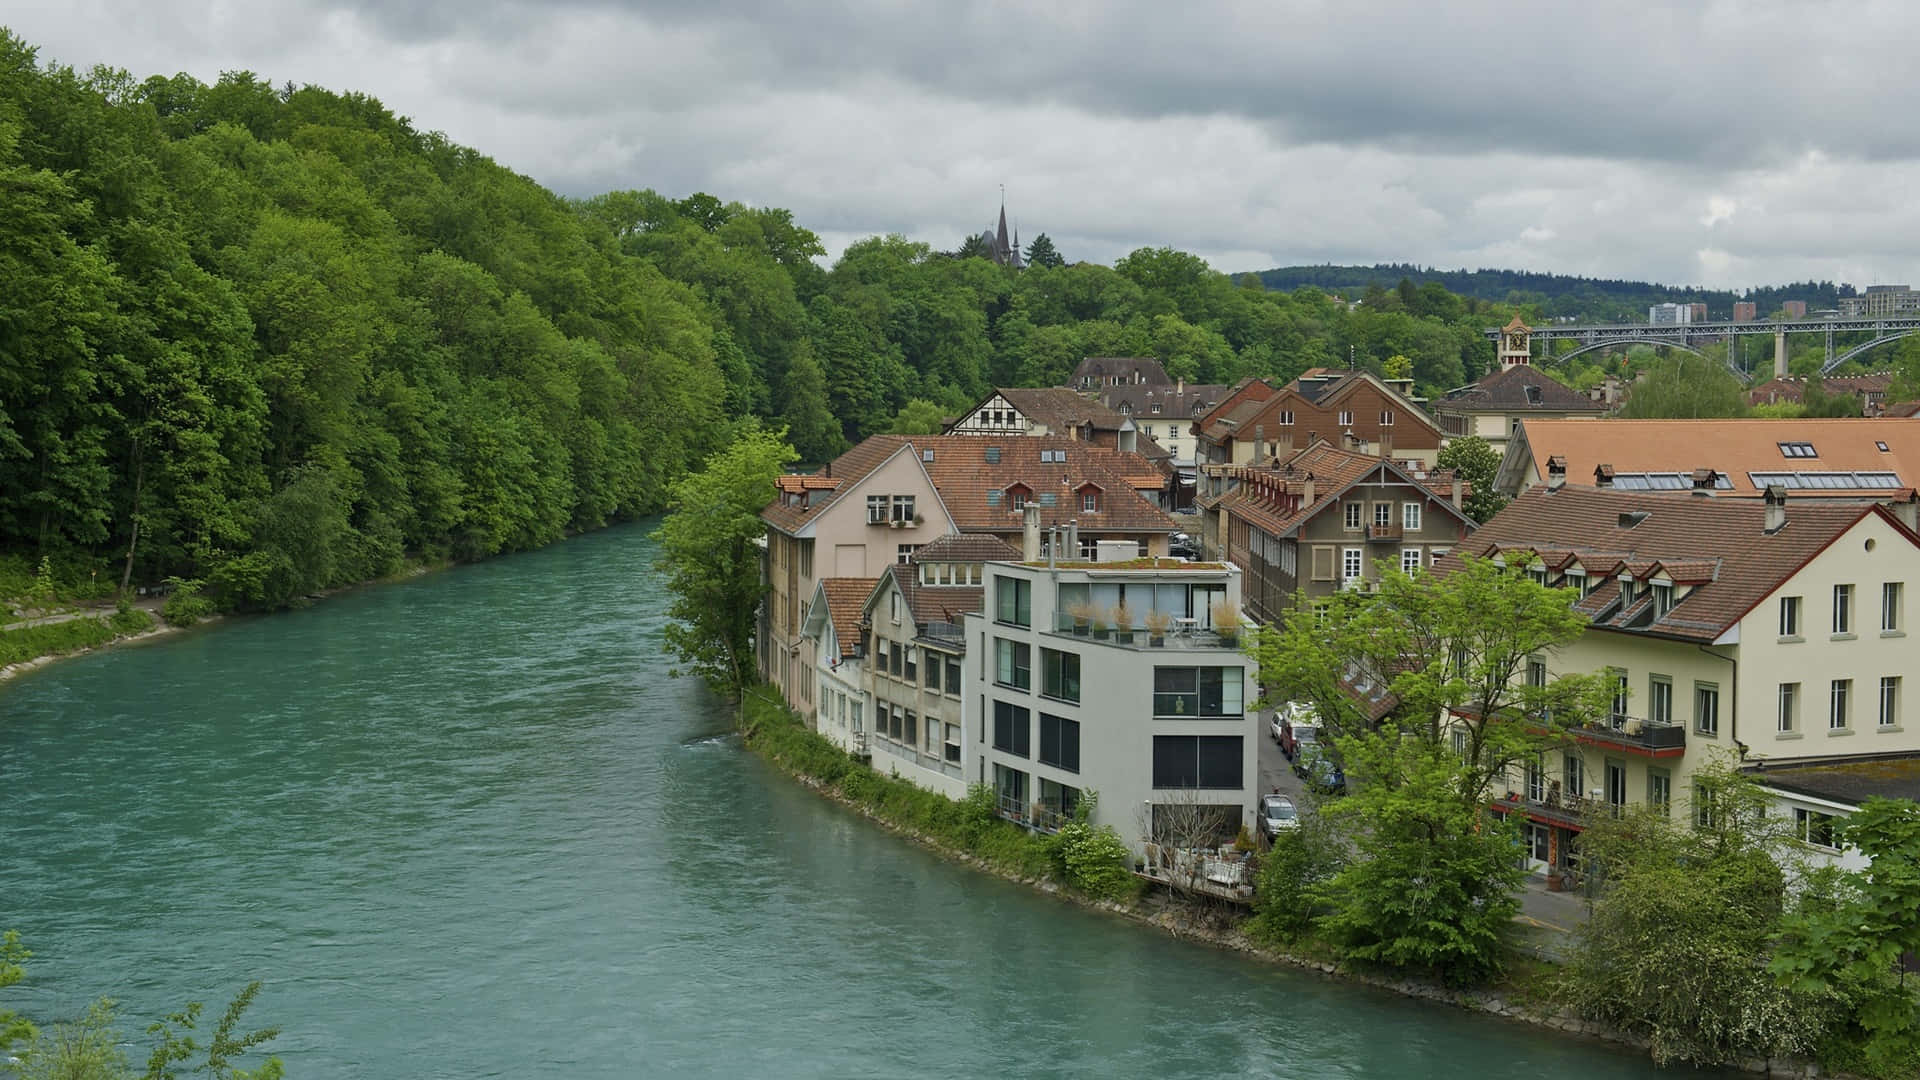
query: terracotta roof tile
[
  {"left": 1439, "top": 365, "right": 1606, "bottom": 412},
  {"left": 1215, "top": 441, "right": 1470, "bottom": 538},
  {"left": 819, "top": 578, "right": 881, "bottom": 658},
  {"left": 761, "top": 436, "right": 912, "bottom": 534},
  {"left": 992, "top": 387, "right": 1131, "bottom": 433},
  {"left": 1515, "top": 418, "right": 1920, "bottom": 497},
  {"left": 912, "top": 435, "right": 1176, "bottom": 535},
  {"left": 913, "top": 533, "right": 1021, "bottom": 563}
]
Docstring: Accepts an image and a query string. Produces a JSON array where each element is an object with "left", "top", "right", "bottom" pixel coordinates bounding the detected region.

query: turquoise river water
[{"left": 2, "top": 522, "right": 1693, "bottom": 1077}]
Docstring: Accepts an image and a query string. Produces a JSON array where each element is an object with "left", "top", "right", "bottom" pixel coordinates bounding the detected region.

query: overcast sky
[{"left": 8, "top": 1, "right": 1920, "bottom": 289}]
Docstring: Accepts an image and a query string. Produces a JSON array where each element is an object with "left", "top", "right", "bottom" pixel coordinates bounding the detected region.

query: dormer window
[
  {"left": 1008, "top": 484, "right": 1032, "bottom": 510},
  {"left": 1151, "top": 401, "right": 1163, "bottom": 414},
  {"left": 1077, "top": 483, "right": 1102, "bottom": 514},
  {"left": 1620, "top": 578, "right": 1637, "bottom": 605},
  {"left": 1652, "top": 582, "right": 1674, "bottom": 617},
  {"left": 1278, "top": 410, "right": 1294, "bottom": 426}
]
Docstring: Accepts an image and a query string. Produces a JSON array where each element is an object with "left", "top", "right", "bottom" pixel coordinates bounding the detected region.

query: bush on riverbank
[
  {"left": 0, "top": 610, "right": 153, "bottom": 668},
  {"left": 742, "top": 688, "right": 1138, "bottom": 900}
]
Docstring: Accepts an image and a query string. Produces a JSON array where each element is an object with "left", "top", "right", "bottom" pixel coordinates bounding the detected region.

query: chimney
[
  {"left": 1691, "top": 467, "right": 1718, "bottom": 494},
  {"left": 1177, "top": 377, "right": 1185, "bottom": 394},
  {"left": 1067, "top": 520, "right": 1080, "bottom": 557},
  {"left": 1022, "top": 503, "right": 1043, "bottom": 560},
  {"left": 1764, "top": 485, "right": 1788, "bottom": 534},
  {"left": 1893, "top": 495, "right": 1919, "bottom": 532},
  {"left": 1546, "top": 455, "right": 1566, "bottom": 492},
  {"left": 1594, "top": 463, "right": 1615, "bottom": 489},
  {"left": 1452, "top": 477, "right": 1464, "bottom": 511},
  {"left": 1254, "top": 423, "right": 1266, "bottom": 462},
  {"left": 1301, "top": 474, "right": 1316, "bottom": 507},
  {"left": 1380, "top": 428, "right": 1394, "bottom": 460}
]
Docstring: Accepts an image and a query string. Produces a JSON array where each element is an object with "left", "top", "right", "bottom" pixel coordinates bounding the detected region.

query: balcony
[
  {"left": 996, "top": 795, "right": 1068, "bottom": 833},
  {"left": 1364, "top": 522, "right": 1403, "bottom": 543},
  {"left": 1572, "top": 714, "right": 1686, "bottom": 756},
  {"left": 1494, "top": 788, "right": 1623, "bottom": 831},
  {"left": 921, "top": 621, "right": 966, "bottom": 649}
]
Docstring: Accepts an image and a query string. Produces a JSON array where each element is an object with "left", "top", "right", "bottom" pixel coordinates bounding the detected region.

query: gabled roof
[
  {"left": 1437, "top": 364, "right": 1606, "bottom": 413},
  {"left": 1215, "top": 440, "right": 1472, "bottom": 540},
  {"left": 878, "top": 563, "right": 984, "bottom": 629},
  {"left": 1198, "top": 370, "right": 1443, "bottom": 444},
  {"left": 1095, "top": 383, "right": 1229, "bottom": 424},
  {"left": 1453, "top": 485, "right": 1910, "bottom": 642},
  {"left": 1509, "top": 418, "right": 1920, "bottom": 498},
  {"left": 1194, "top": 378, "right": 1280, "bottom": 440},
  {"left": 762, "top": 435, "right": 916, "bottom": 534},
  {"left": 813, "top": 577, "right": 880, "bottom": 658},
  {"left": 912, "top": 533, "right": 1021, "bottom": 563},
  {"left": 984, "top": 387, "right": 1131, "bottom": 433},
  {"left": 914, "top": 435, "right": 1176, "bottom": 534},
  {"left": 1071, "top": 357, "right": 1173, "bottom": 388}
]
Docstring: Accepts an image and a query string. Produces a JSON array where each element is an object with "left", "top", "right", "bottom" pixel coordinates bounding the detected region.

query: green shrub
[
  {"left": 1056, "top": 822, "right": 1139, "bottom": 901},
  {"left": 161, "top": 577, "right": 217, "bottom": 627},
  {"left": 107, "top": 608, "right": 152, "bottom": 635},
  {"left": 1250, "top": 815, "right": 1345, "bottom": 945}
]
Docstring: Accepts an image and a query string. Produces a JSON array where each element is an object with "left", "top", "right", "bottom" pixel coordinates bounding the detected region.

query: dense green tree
[
  {"left": 1023, "top": 232, "right": 1064, "bottom": 269},
  {"left": 1435, "top": 435, "right": 1507, "bottom": 523},
  {"left": 653, "top": 423, "right": 797, "bottom": 700},
  {"left": 1619, "top": 354, "right": 1750, "bottom": 418},
  {"left": 884, "top": 398, "right": 947, "bottom": 435},
  {"left": 779, "top": 345, "right": 847, "bottom": 464}
]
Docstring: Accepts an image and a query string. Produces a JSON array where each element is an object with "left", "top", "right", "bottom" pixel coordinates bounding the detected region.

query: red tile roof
[
  {"left": 819, "top": 578, "right": 880, "bottom": 658},
  {"left": 1437, "top": 364, "right": 1606, "bottom": 413},
  {"left": 912, "top": 533, "right": 1021, "bottom": 563},
  {"left": 1513, "top": 418, "right": 1920, "bottom": 497},
  {"left": 762, "top": 436, "right": 913, "bottom": 534},
  {"left": 1216, "top": 441, "right": 1470, "bottom": 538}
]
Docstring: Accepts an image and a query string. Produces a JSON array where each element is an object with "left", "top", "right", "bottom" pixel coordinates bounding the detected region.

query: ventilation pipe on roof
[
  {"left": 1452, "top": 476, "right": 1464, "bottom": 511},
  {"left": 1023, "top": 503, "right": 1043, "bottom": 561},
  {"left": 1302, "top": 474, "right": 1316, "bottom": 507},
  {"left": 1067, "top": 520, "right": 1080, "bottom": 558},
  {"left": 1764, "top": 485, "right": 1788, "bottom": 535}
]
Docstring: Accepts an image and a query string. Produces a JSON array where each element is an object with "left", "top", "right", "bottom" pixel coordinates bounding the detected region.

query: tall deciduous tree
[
  {"left": 654, "top": 423, "right": 796, "bottom": 701},
  {"left": 1620, "top": 353, "right": 1751, "bottom": 418},
  {"left": 1435, "top": 435, "right": 1506, "bottom": 524}
]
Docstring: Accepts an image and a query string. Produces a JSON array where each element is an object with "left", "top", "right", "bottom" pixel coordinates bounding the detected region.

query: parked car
[
  {"left": 1269, "top": 710, "right": 1288, "bottom": 744},
  {"left": 1296, "top": 744, "right": 1346, "bottom": 795},
  {"left": 1278, "top": 703, "right": 1320, "bottom": 760},
  {"left": 1258, "top": 794, "right": 1299, "bottom": 838}
]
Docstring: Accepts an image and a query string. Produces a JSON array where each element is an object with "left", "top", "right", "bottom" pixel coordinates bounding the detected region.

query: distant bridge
[{"left": 1484, "top": 316, "right": 1920, "bottom": 377}]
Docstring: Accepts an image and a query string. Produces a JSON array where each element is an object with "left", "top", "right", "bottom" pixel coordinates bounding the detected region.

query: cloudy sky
[{"left": 7, "top": 1, "right": 1919, "bottom": 289}]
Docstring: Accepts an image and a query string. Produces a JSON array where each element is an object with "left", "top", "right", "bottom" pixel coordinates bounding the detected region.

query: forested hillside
[
  {"left": 0, "top": 31, "right": 1524, "bottom": 611},
  {"left": 1258, "top": 264, "right": 1850, "bottom": 324}
]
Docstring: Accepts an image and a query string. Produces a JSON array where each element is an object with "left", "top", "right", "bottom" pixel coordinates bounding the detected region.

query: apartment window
[
  {"left": 1610, "top": 669, "right": 1630, "bottom": 724},
  {"left": 1648, "top": 770, "right": 1672, "bottom": 815},
  {"left": 1884, "top": 582, "right": 1904, "bottom": 632},
  {"left": 945, "top": 723, "right": 962, "bottom": 763},
  {"left": 1009, "top": 490, "right": 1028, "bottom": 511},
  {"left": 798, "top": 542, "right": 812, "bottom": 579},
  {"left": 1337, "top": 410, "right": 1353, "bottom": 427},
  {"left": 1648, "top": 675, "right": 1673, "bottom": 725},
  {"left": 1833, "top": 584, "right": 1854, "bottom": 635},
  {"left": 1082, "top": 492, "right": 1098, "bottom": 513},
  {"left": 1778, "top": 441, "right": 1817, "bottom": 459},
  {"left": 1563, "top": 755, "right": 1584, "bottom": 803},
  {"left": 1151, "top": 735, "right": 1244, "bottom": 789},
  {"left": 1779, "top": 595, "right": 1801, "bottom": 638},
  {"left": 1651, "top": 583, "right": 1674, "bottom": 617},
  {"left": 889, "top": 593, "right": 902, "bottom": 624},
  {"left": 1040, "top": 648, "right": 1081, "bottom": 704},
  {"left": 1794, "top": 807, "right": 1837, "bottom": 849},
  {"left": 867, "top": 495, "right": 888, "bottom": 524},
  {"left": 903, "top": 709, "right": 918, "bottom": 746},
  {"left": 1779, "top": 682, "right": 1800, "bottom": 733},
  {"left": 1401, "top": 548, "right": 1423, "bottom": 575},
  {"left": 1526, "top": 656, "right": 1547, "bottom": 688},
  {"left": 1450, "top": 729, "right": 1467, "bottom": 759},
  {"left": 1605, "top": 761, "right": 1627, "bottom": 815},
  {"left": 1380, "top": 409, "right": 1395, "bottom": 426},
  {"left": 926, "top": 655, "right": 942, "bottom": 692},
  {"left": 994, "top": 638, "right": 1031, "bottom": 691},
  {"left": 1525, "top": 756, "right": 1545, "bottom": 801},
  {"left": 1403, "top": 503, "right": 1421, "bottom": 531},
  {"left": 994, "top": 763, "right": 1027, "bottom": 809},
  {"left": 1694, "top": 782, "right": 1716, "bottom": 829},
  {"left": 1882, "top": 676, "right": 1901, "bottom": 728},
  {"left": 1694, "top": 682, "right": 1720, "bottom": 737},
  {"left": 903, "top": 647, "right": 917, "bottom": 682},
  {"left": 897, "top": 544, "right": 919, "bottom": 564},
  {"left": 1342, "top": 548, "right": 1363, "bottom": 581},
  {"left": 1277, "top": 410, "right": 1294, "bottom": 426},
  {"left": 992, "top": 700, "right": 1031, "bottom": 757},
  {"left": 1344, "top": 502, "right": 1363, "bottom": 530},
  {"left": 1153, "top": 666, "right": 1244, "bottom": 717},
  {"left": 945, "top": 658, "right": 962, "bottom": 698},
  {"left": 1039, "top": 714, "right": 1081, "bottom": 773},
  {"left": 1373, "top": 503, "right": 1392, "bottom": 528},
  {"left": 891, "top": 495, "right": 916, "bottom": 523},
  {"left": 1831, "top": 679, "right": 1852, "bottom": 730},
  {"left": 995, "top": 576, "right": 1031, "bottom": 627}
]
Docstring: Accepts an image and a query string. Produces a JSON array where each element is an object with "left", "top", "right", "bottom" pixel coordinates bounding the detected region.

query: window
[
  {"left": 1039, "top": 714, "right": 1080, "bottom": 772},
  {"left": 903, "top": 647, "right": 917, "bottom": 682},
  {"left": 1401, "top": 548, "right": 1423, "bottom": 575},
  {"left": 1526, "top": 656, "right": 1547, "bottom": 688},
  {"left": 946, "top": 658, "right": 961, "bottom": 697},
  {"left": 1337, "top": 410, "right": 1353, "bottom": 426},
  {"left": 945, "top": 723, "right": 962, "bottom": 763},
  {"left": 1695, "top": 682, "right": 1720, "bottom": 737},
  {"left": 1040, "top": 648, "right": 1081, "bottom": 703},
  {"left": 1277, "top": 410, "right": 1295, "bottom": 426},
  {"left": 1379, "top": 409, "right": 1395, "bottom": 426},
  {"left": 1882, "top": 676, "right": 1901, "bottom": 728},
  {"left": 1779, "top": 595, "right": 1801, "bottom": 638},
  {"left": 1373, "top": 503, "right": 1392, "bottom": 528},
  {"left": 1342, "top": 548, "right": 1363, "bottom": 581},
  {"left": 1648, "top": 770, "right": 1671, "bottom": 815},
  {"left": 926, "top": 655, "right": 942, "bottom": 692},
  {"left": 1525, "top": 756, "right": 1545, "bottom": 801},
  {"left": 1649, "top": 675, "right": 1672, "bottom": 725},
  {"left": 1834, "top": 584, "right": 1854, "bottom": 635},
  {"left": 1610, "top": 669, "right": 1630, "bottom": 724},
  {"left": 1152, "top": 666, "right": 1244, "bottom": 717},
  {"left": 994, "top": 638, "right": 1030, "bottom": 691},
  {"left": 1430, "top": 547, "right": 1449, "bottom": 566},
  {"left": 1082, "top": 492, "right": 1098, "bottom": 513},
  {"left": 1884, "top": 582, "right": 1904, "bottom": 632},
  {"left": 903, "top": 709, "right": 917, "bottom": 746},
  {"left": 891, "top": 495, "right": 915, "bottom": 523},
  {"left": 1831, "top": 679, "right": 1852, "bottom": 730},
  {"left": 1402, "top": 503, "right": 1421, "bottom": 531},
  {"left": 867, "top": 495, "right": 888, "bottom": 524},
  {"left": 1779, "top": 682, "right": 1800, "bottom": 733},
  {"left": 1778, "top": 441, "right": 1818, "bottom": 459},
  {"left": 1651, "top": 583, "right": 1674, "bottom": 617},
  {"left": 995, "top": 577, "right": 1031, "bottom": 627},
  {"left": 1563, "top": 755, "right": 1583, "bottom": 802},
  {"left": 994, "top": 763, "right": 1027, "bottom": 808},
  {"left": 889, "top": 593, "right": 901, "bottom": 624},
  {"left": 1694, "top": 783, "right": 1716, "bottom": 829},
  {"left": 1794, "top": 807, "right": 1837, "bottom": 849},
  {"left": 1344, "top": 502, "right": 1363, "bottom": 530},
  {"left": 1151, "top": 735, "right": 1244, "bottom": 789},
  {"left": 1009, "top": 489, "right": 1029, "bottom": 510},
  {"left": 798, "top": 542, "right": 812, "bottom": 579},
  {"left": 992, "top": 701, "right": 1030, "bottom": 757},
  {"left": 1606, "top": 761, "right": 1627, "bottom": 815},
  {"left": 897, "top": 544, "right": 919, "bottom": 564}
]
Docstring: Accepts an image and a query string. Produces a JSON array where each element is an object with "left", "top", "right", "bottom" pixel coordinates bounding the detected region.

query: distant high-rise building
[
  {"left": 1733, "top": 301, "right": 1757, "bottom": 322},
  {"left": 1689, "top": 302, "right": 1709, "bottom": 323},
  {"left": 1649, "top": 302, "right": 1693, "bottom": 325},
  {"left": 1837, "top": 286, "right": 1920, "bottom": 317},
  {"left": 1782, "top": 300, "right": 1807, "bottom": 318}
]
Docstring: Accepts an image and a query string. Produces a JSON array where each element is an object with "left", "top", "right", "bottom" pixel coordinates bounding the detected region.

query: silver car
[{"left": 1258, "top": 794, "right": 1299, "bottom": 837}]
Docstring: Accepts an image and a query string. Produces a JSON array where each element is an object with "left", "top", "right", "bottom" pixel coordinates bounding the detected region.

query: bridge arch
[
  {"left": 1549, "top": 336, "right": 1726, "bottom": 372},
  {"left": 1820, "top": 330, "right": 1919, "bottom": 375}
]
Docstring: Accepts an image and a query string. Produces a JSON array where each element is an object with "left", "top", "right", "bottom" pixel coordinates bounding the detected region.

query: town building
[
  {"left": 1091, "top": 380, "right": 1228, "bottom": 470},
  {"left": 1072, "top": 357, "right": 1173, "bottom": 391},
  {"left": 1460, "top": 482, "right": 1920, "bottom": 878},
  {"left": 1837, "top": 285, "right": 1920, "bottom": 318},
  {"left": 1192, "top": 369, "right": 1444, "bottom": 471},
  {"left": 965, "top": 521, "right": 1260, "bottom": 859},
  {"left": 1649, "top": 303, "right": 1694, "bottom": 325},
  {"left": 1494, "top": 417, "right": 1920, "bottom": 500},
  {"left": 1209, "top": 440, "right": 1475, "bottom": 623},
  {"left": 1733, "top": 301, "right": 1758, "bottom": 323},
  {"left": 1690, "top": 302, "right": 1709, "bottom": 323},
  {"left": 945, "top": 387, "right": 1178, "bottom": 504},
  {"left": 1745, "top": 373, "right": 1897, "bottom": 416},
  {"left": 760, "top": 435, "right": 1178, "bottom": 717},
  {"left": 803, "top": 576, "right": 880, "bottom": 757},
  {"left": 1783, "top": 300, "right": 1808, "bottom": 318},
  {"left": 975, "top": 203, "right": 1026, "bottom": 269},
  {"left": 1432, "top": 318, "right": 1608, "bottom": 452}
]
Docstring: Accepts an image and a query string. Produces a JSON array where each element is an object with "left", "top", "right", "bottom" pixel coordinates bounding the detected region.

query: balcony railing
[
  {"left": 1574, "top": 714, "right": 1686, "bottom": 754},
  {"left": 921, "top": 621, "right": 966, "bottom": 648},
  {"left": 1365, "top": 522, "right": 1403, "bottom": 542},
  {"left": 1496, "top": 788, "right": 1626, "bottom": 829},
  {"left": 996, "top": 795, "right": 1069, "bottom": 833}
]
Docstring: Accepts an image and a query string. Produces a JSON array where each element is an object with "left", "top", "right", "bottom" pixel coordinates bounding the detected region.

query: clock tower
[{"left": 1498, "top": 315, "right": 1532, "bottom": 368}]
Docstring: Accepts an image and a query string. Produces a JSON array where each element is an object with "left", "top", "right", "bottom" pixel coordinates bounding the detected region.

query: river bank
[{"left": 739, "top": 688, "right": 1824, "bottom": 1079}]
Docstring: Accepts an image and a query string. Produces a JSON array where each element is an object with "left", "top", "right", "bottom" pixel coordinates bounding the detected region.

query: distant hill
[{"left": 1255, "top": 264, "right": 1852, "bottom": 323}]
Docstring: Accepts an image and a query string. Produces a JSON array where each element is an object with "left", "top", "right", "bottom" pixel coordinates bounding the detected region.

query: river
[{"left": 1, "top": 522, "right": 1687, "bottom": 1078}]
